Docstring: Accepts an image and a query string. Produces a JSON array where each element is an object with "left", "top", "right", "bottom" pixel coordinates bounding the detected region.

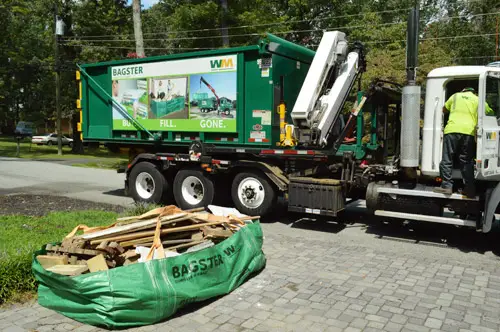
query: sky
[
  {"left": 127, "top": 0, "right": 159, "bottom": 9},
  {"left": 190, "top": 72, "right": 237, "bottom": 101}
]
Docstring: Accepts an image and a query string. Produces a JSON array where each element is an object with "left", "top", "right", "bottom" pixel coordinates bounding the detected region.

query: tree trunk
[
  {"left": 133, "top": 0, "right": 145, "bottom": 57},
  {"left": 220, "top": 0, "right": 229, "bottom": 47}
]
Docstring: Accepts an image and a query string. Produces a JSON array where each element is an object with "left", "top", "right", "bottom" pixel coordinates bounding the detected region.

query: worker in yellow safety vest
[{"left": 434, "top": 87, "right": 494, "bottom": 197}]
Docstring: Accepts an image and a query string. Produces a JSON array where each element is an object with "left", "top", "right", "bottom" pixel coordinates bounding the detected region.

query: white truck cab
[{"left": 421, "top": 65, "right": 500, "bottom": 181}]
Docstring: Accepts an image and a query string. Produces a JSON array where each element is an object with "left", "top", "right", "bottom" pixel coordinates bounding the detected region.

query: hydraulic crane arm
[
  {"left": 200, "top": 76, "right": 220, "bottom": 107},
  {"left": 311, "top": 43, "right": 366, "bottom": 147},
  {"left": 290, "top": 31, "right": 366, "bottom": 147}
]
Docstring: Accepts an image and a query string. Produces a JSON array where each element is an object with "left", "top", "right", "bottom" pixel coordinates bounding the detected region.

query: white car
[{"left": 32, "top": 133, "right": 73, "bottom": 147}]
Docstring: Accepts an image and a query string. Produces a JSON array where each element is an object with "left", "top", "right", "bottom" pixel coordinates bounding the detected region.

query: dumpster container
[
  {"left": 77, "top": 33, "right": 314, "bottom": 147},
  {"left": 151, "top": 97, "right": 186, "bottom": 118}
]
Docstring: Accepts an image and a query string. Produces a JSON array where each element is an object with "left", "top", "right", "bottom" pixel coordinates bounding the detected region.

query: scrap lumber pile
[{"left": 37, "top": 205, "right": 257, "bottom": 276}]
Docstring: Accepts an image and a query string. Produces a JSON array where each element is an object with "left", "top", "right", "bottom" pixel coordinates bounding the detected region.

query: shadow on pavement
[
  {"left": 103, "top": 189, "right": 126, "bottom": 197},
  {"left": 267, "top": 200, "right": 500, "bottom": 257}
]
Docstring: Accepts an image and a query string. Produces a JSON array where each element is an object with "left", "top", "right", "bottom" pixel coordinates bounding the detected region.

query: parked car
[
  {"left": 32, "top": 133, "right": 73, "bottom": 147},
  {"left": 14, "top": 121, "right": 33, "bottom": 137}
]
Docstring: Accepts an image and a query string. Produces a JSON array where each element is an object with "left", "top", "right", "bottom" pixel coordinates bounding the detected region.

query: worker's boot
[
  {"left": 433, "top": 186, "right": 452, "bottom": 195},
  {"left": 459, "top": 186, "right": 476, "bottom": 199}
]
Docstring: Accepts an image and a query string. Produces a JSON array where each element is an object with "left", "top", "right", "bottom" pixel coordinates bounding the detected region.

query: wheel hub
[
  {"left": 238, "top": 177, "right": 265, "bottom": 209},
  {"left": 135, "top": 172, "right": 156, "bottom": 200},
  {"left": 181, "top": 176, "right": 205, "bottom": 206}
]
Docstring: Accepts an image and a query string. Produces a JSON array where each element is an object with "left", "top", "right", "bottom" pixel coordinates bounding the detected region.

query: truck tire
[
  {"left": 129, "top": 161, "right": 168, "bottom": 204},
  {"left": 231, "top": 171, "right": 276, "bottom": 216},
  {"left": 224, "top": 108, "right": 230, "bottom": 115},
  {"left": 173, "top": 169, "right": 214, "bottom": 210}
]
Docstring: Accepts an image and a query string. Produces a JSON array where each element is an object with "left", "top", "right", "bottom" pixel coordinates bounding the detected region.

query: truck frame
[{"left": 76, "top": 8, "right": 500, "bottom": 234}]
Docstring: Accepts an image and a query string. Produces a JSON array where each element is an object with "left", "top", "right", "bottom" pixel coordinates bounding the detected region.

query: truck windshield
[{"left": 485, "top": 72, "right": 500, "bottom": 117}]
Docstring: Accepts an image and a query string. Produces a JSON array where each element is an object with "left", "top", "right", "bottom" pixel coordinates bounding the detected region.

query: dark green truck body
[{"left": 78, "top": 34, "right": 314, "bottom": 148}]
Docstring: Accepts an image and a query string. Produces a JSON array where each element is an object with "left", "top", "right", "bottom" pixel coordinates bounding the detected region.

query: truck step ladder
[
  {"left": 377, "top": 186, "right": 479, "bottom": 201},
  {"left": 374, "top": 210, "right": 477, "bottom": 227}
]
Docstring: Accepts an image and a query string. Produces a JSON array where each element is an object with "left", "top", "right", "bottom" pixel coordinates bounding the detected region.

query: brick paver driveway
[{"left": 2, "top": 210, "right": 500, "bottom": 332}]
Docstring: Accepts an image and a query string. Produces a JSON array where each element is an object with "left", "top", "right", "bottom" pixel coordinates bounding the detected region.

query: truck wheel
[
  {"left": 231, "top": 172, "right": 276, "bottom": 216},
  {"left": 173, "top": 169, "right": 214, "bottom": 210},
  {"left": 224, "top": 109, "right": 230, "bottom": 115},
  {"left": 129, "top": 161, "right": 168, "bottom": 204}
]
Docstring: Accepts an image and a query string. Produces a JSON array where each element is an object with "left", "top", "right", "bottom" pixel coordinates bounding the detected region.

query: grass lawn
[
  {"left": 0, "top": 136, "right": 127, "bottom": 169},
  {"left": 0, "top": 211, "right": 118, "bottom": 305}
]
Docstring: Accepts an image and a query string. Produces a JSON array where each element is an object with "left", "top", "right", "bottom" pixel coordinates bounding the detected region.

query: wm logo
[
  {"left": 486, "top": 131, "right": 497, "bottom": 140},
  {"left": 210, "top": 58, "right": 234, "bottom": 70}
]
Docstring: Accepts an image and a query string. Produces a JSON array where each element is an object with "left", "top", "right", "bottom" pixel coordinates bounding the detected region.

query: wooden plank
[
  {"left": 108, "top": 242, "right": 125, "bottom": 254},
  {"left": 130, "top": 215, "right": 193, "bottom": 233},
  {"left": 202, "top": 227, "right": 234, "bottom": 238},
  {"left": 96, "top": 240, "right": 110, "bottom": 250},
  {"left": 121, "top": 250, "right": 140, "bottom": 260},
  {"left": 185, "top": 207, "right": 205, "bottom": 213},
  {"left": 91, "top": 220, "right": 229, "bottom": 245},
  {"left": 87, "top": 255, "right": 109, "bottom": 273},
  {"left": 46, "top": 264, "right": 88, "bottom": 276},
  {"left": 47, "top": 245, "right": 102, "bottom": 256},
  {"left": 79, "top": 213, "right": 187, "bottom": 240},
  {"left": 191, "top": 232, "right": 204, "bottom": 241},
  {"left": 37, "top": 255, "right": 68, "bottom": 269}
]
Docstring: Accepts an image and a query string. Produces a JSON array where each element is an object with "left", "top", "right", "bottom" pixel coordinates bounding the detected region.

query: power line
[
  {"left": 62, "top": 22, "right": 404, "bottom": 43},
  {"left": 60, "top": 0, "right": 492, "bottom": 40},
  {"left": 62, "top": 10, "right": 500, "bottom": 44},
  {"left": 64, "top": 45, "right": 216, "bottom": 50},
  {"left": 63, "top": 33, "right": 499, "bottom": 51},
  {"left": 453, "top": 55, "right": 498, "bottom": 59},
  {"left": 63, "top": 7, "right": 418, "bottom": 40}
]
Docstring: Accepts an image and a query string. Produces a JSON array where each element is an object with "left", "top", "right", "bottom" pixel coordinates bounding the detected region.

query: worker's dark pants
[{"left": 439, "top": 133, "right": 475, "bottom": 192}]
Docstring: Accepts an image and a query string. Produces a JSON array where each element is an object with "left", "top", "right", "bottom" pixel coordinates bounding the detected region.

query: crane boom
[
  {"left": 200, "top": 76, "right": 220, "bottom": 108},
  {"left": 290, "top": 31, "right": 365, "bottom": 147}
]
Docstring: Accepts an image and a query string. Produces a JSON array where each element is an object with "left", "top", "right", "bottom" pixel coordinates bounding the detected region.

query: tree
[{"left": 133, "top": 0, "right": 145, "bottom": 57}]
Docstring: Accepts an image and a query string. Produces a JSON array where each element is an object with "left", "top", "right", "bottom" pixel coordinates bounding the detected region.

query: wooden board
[
  {"left": 91, "top": 220, "right": 230, "bottom": 245},
  {"left": 87, "top": 255, "right": 109, "bottom": 273},
  {"left": 202, "top": 227, "right": 234, "bottom": 238},
  {"left": 79, "top": 213, "right": 187, "bottom": 240},
  {"left": 46, "top": 264, "right": 88, "bottom": 276},
  {"left": 37, "top": 255, "right": 68, "bottom": 269},
  {"left": 48, "top": 245, "right": 101, "bottom": 256}
]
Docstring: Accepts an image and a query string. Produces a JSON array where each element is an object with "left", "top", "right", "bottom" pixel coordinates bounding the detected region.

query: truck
[{"left": 76, "top": 7, "right": 500, "bottom": 234}]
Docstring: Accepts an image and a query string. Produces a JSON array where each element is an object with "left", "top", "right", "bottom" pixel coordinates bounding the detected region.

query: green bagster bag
[{"left": 32, "top": 222, "right": 266, "bottom": 329}]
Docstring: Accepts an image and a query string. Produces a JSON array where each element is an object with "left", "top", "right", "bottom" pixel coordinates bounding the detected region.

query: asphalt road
[{"left": 0, "top": 157, "right": 133, "bottom": 206}]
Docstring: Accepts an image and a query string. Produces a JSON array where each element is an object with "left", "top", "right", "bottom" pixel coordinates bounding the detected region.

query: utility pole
[
  {"left": 133, "top": 0, "right": 145, "bottom": 57},
  {"left": 496, "top": 15, "right": 499, "bottom": 61},
  {"left": 54, "top": 4, "right": 64, "bottom": 156},
  {"left": 220, "top": 0, "right": 229, "bottom": 47}
]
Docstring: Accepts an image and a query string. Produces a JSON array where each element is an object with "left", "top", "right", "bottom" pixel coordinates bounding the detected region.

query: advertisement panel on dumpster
[{"left": 111, "top": 55, "right": 237, "bottom": 132}]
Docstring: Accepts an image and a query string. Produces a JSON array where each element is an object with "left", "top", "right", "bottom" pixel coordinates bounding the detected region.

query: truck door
[{"left": 477, "top": 69, "right": 500, "bottom": 180}]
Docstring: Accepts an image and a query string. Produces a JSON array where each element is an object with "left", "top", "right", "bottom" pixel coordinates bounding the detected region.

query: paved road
[
  {"left": 1, "top": 159, "right": 500, "bottom": 331},
  {"left": 0, "top": 157, "right": 133, "bottom": 206}
]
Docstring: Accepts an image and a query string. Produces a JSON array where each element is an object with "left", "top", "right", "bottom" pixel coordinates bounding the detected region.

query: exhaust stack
[{"left": 400, "top": 7, "right": 421, "bottom": 168}]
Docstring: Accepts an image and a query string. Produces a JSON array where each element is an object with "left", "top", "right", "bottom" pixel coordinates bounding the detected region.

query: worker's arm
[
  {"left": 485, "top": 101, "right": 496, "bottom": 116},
  {"left": 443, "top": 94, "right": 453, "bottom": 113}
]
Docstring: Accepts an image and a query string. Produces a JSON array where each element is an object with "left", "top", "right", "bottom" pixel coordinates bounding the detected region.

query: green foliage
[
  {"left": 123, "top": 202, "right": 163, "bottom": 217},
  {"left": 0, "top": 210, "right": 118, "bottom": 304},
  {"left": 0, "top": 136, "right": 126, "bottom": 166},
  {"left": 0, "top": 0, "right": 499, "bottom": 133}
]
